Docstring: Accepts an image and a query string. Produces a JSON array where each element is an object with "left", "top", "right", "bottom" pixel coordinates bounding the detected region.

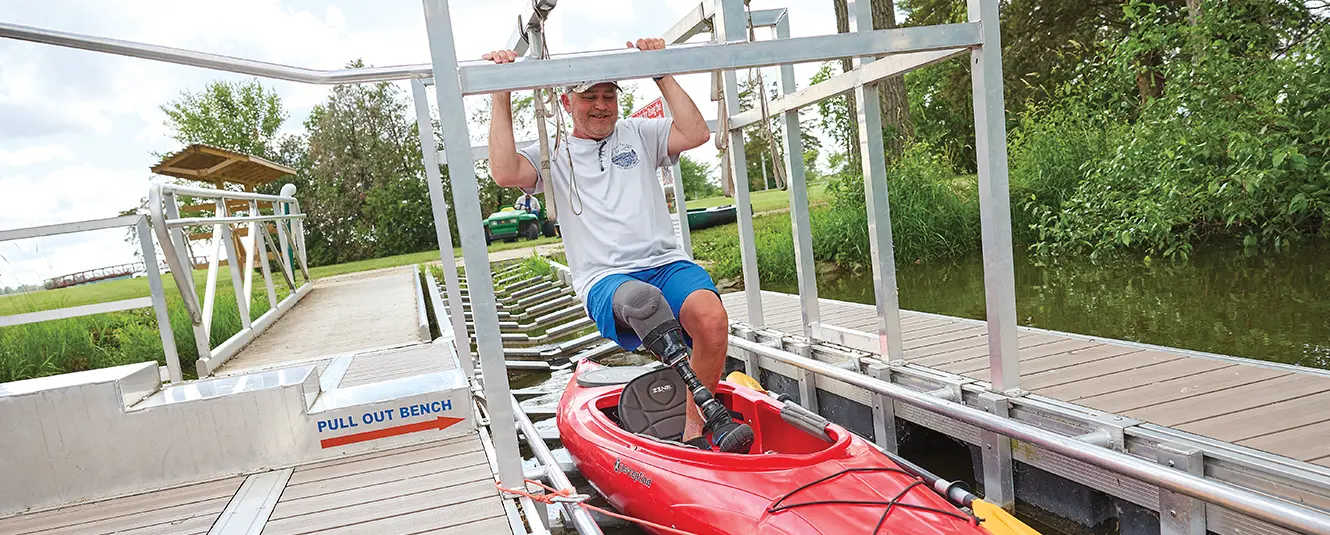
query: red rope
[{"left": 497, "top": 478, "right": 704, "bottom": 535}]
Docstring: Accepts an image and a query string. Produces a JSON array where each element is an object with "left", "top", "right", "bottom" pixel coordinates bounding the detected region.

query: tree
[
  {"left": 679, "top": 154, "right": 720, "bottom": 199},
  {"left": 300, "top": 60, "right": 435, "bottom": 264},
  {"left": 831, "top": 0, "right": 862, "bottom": 172},
  {"left": 160, "top": 79, "right": 287, "bottom": 163},
  {"left": 619, "top": 83, "right": 640, "bottom": 119}
]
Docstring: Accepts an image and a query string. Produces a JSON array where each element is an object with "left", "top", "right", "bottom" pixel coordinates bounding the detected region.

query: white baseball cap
[{"left": 564, "top": 81, "right": 622, "bottom": 94}]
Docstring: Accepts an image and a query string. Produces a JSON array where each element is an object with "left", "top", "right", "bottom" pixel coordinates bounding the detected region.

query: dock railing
[
  {"left": 148, "top": 182, "right": 312, "bottom": 377},
  {"left": 9, "top": 2, "right": 1330, "bottom": 534},
  {"left": 0, "top": 214, "right": 183, "bottom": 383}
]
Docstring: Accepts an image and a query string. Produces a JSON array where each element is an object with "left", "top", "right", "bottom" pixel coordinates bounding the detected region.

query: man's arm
[
  {"left": 483, "top": 49, "right": 539, "bottom": 189},
  {"left": 628, "top": 39, "right": 711, "bottom": 156}
]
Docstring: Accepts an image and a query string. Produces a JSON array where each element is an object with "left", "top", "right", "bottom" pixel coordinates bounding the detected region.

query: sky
[{"left": 0, "top": 0, "right": 842, "bottom": 288}]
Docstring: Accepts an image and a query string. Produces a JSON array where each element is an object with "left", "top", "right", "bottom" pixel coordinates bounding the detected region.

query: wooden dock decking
[
  {"left": 721, "top": 290, "right": 1330, "bottom": 468},
  {"left": 0, "top": 435, "right": 505, "bottom": 535}
]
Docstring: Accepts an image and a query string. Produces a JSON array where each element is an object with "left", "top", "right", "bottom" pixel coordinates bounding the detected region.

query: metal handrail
[
  {"left": 727, "top": 336, "right": 1330, "bottom": 535},
  {"left": 0, "top": 215, "right": 182, "bottom": 382},
  {"left": 0, "top": 21, "right": 432, "bottom": 84},
  {"left": 148, "top": 182, "right": 313, "bottom": 377},
  {"left": 164, "top": 214, "right": 304, "bottom": 228},
  {"left": 158, "top": 184, "right": 299, "bottom": 203}
]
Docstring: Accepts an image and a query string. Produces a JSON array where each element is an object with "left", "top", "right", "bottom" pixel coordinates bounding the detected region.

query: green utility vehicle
[{"left": 483, "top": 207, "right": 558, "bottom": 244}]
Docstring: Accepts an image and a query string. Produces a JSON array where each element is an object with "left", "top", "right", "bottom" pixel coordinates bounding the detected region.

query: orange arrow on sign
[{"left": 320, "top": 415, "right": 465, "bottom": 449}]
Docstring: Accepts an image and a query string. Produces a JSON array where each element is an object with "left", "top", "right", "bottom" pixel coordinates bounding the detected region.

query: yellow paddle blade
[
  {"left": 972, "top": 499, "right": 1041, "bottom": 535},
  {"left": 725, "top": 371, "right": 766, "bottom": 393}
]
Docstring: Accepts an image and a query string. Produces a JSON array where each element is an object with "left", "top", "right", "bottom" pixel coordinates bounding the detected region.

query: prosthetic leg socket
[{"left": 613, "top": 281, "right": 753, "bottom": 453}]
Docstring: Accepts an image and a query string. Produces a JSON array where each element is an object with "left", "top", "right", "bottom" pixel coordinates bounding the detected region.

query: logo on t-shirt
[{"left": 611, "top": 143, "right": 639, "bottom": 169}]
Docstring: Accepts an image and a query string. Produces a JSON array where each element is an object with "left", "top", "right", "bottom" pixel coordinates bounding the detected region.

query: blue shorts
[{"left": 584, "top": 260, "right": 720, "bottom": 351}]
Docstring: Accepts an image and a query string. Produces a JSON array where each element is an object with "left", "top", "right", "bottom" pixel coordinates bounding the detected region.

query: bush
[{"left": 1021, "top": 1, "right": 1330, "bottom": 261}]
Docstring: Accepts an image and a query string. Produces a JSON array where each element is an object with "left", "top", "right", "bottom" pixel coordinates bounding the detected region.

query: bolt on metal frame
[{"left": 0, "top": 215, "right": 182, "bottom": 383}]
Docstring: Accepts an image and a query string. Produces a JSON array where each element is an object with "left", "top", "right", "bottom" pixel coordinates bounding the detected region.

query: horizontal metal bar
[
  {"left": 160, "top": 184, "right": 295, "bottom": 203},
  {"left": 165, "top": 214, "right": 304, "bottom": 228},
  {"left": 729, "top": 48, "right": 967, "bottom": 130},
  {"left": 0, "top": 297, "right": 152, "bottom": 327},
  {"left": 727, "top": 337, "right": 1330, "bottom": 535},
  {"left": 458, "top": 23, "right": 982, "bottom": 95},
  {"left": 748, "top": 8, "right": 788, "bottom": 30},
  {"left": 0, "top": 21, "right": 432, "bottom": 84},
  {"left": 0, "top": 215, "right": 143, "bottom": 242},
  {"left": 662, "top": 2, "right": 714, "bottom": 44},
  {"left": 662, "top": 3, "right": 786, "bottom": 44}
]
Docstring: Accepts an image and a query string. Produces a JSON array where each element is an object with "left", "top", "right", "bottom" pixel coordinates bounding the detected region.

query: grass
[
  {"left": 0, "top": 232, "right": 562, "bottom": 383},
  {"left": 0, "top": 264, "right": 298, "bottom": 383},
  {"left": 0, "top": 180, "right": 829, "bottom": 384},
  {"left": 685, "top": 181, "right": 831, "bottom": 214},
  {"left": 307, "top": 236, "right": 561, "bottom": 279}
]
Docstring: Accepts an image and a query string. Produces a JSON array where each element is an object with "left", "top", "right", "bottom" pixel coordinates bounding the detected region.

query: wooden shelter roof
[{"left": 151, "top": 144, "right": 295, "bottom": 189}]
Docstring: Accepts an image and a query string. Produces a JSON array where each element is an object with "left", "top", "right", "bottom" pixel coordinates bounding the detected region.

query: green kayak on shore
[{"left": 685, "top": 204, "right": 738, "bottom": 230}]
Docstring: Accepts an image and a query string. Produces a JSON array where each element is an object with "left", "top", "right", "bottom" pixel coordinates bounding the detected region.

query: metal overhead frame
[{"left": 8, "top": 2, "right": 1330, "bottom": 535}]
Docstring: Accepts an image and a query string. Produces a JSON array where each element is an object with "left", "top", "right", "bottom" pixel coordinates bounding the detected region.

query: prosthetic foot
[{"left": 613, "top": 281, "right": 754, "bottom": 454}]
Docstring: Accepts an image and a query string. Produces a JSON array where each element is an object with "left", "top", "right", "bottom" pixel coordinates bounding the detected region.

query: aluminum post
[
  {"left": 776, "top": 16, "right": 820, "bottom": 339},
  {"left": 717, "top": 0, "right": 762, "bottom": 327},
  {"left": 161, "top": 191, "right": 212, "bottom": 365},
  {"left": 968, "top": 0, "right": 1021, "bottom": 394},
  {"left": 867, "top": 363, "right": 898, "bottom": 453},
  {"left": 977, "top": 391, "right": 1015, "bottom": 509},
  {"left": 217, "top": 199, "right": 252, "bottom": 330},
  {"left": 411, "top": 79, "right": 474, "bottom": 376},
  {"left": 420, "top": 0, "right": 523, "bottom": 488},
  {"left": 662, "top": 100, "right": 693, "bottom": 257},
  {"left": 138, "top": 218, "right": 182, "bottom": 384},
  {"left": 852, "top": 0, "right": 906, "bottom": 362},
  {"left": 1158, "top": 443, "right": 1207, "bottom": 535},
  {"left": 251, "top": 200, "right": 278, "bottom": 310}
]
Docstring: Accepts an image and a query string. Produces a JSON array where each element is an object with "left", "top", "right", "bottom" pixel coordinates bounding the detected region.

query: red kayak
[{"left": 557, "top": 358, "right": 1001, "bottom": 535}]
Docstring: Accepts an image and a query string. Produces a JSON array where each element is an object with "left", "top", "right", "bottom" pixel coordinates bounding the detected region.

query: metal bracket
[
  {"left": 790, "top": 341, "right": 818, "bottom": 412},
  {"left": 867, "top": 363, "right": 898, "bottom": 453},
  {"left": 1157, "top": 443, "right": 1207, "bottom": 535},
  {"left": 977, "top": 391, "right": 1014, "bottom": 509},
  {"left": 925, "top": 387, "right": 959, "bottom": 402},
  {"left": 733, "top": 325, "right": 759, "bottom": 378},
  {"left": 1074, "top": 428, "right": 1115, "bottom": 448}
]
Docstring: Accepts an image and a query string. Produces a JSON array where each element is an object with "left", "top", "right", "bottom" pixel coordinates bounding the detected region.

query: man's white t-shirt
[{"left": 518, "top": 117, "right": 690, "bottom": 302}]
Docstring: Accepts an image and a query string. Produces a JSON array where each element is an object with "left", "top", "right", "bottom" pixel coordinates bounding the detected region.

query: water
[{"left": 771, "top": 242, "right": 1330, "bottom": 369}]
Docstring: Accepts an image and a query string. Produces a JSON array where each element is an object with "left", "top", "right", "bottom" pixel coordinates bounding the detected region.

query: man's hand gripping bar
[{"left": 612, "top": 281, "right": 754, "bottom": 453}]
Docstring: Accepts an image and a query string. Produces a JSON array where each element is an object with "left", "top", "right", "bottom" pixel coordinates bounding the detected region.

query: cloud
[
  {"left": 0, "top": 165, "right": 149, "bottom": 231},
  {"left": 0, "top": 144, "right": 76, "bottom": 167},
  {"left": 0, "top": 0, "right": 853, "bottom": 287}
]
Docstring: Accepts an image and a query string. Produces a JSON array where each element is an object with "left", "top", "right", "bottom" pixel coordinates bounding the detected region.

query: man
[
  {"left": 513, "top": 191, "right": 541, "bottom": 215},
  {"left": 484, "top": 38, "right": 731, "bottom": 449}
]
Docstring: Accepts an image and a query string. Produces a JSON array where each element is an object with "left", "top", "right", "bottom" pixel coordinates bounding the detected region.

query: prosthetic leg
[{"left": 613, "top": 280, "right": 754, "bottom": 453}]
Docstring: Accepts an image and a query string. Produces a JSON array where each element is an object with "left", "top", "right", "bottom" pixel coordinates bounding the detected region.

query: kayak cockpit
[{"left": 577, "top": 364, "right": 850, "bottom": 459}]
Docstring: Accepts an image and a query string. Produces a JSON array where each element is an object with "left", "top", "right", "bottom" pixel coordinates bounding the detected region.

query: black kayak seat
[{"left": 617, "top": 368, "right": 688, "bottom": 441}]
